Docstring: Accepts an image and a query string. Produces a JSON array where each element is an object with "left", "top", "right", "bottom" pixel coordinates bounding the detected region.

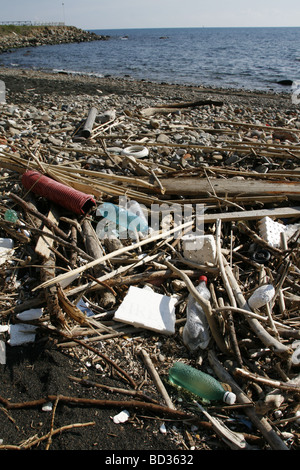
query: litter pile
[{"left": 0, "top": 74, "right": 300, "bottom": 451}]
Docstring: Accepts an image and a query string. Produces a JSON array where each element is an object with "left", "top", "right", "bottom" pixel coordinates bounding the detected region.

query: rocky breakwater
[{"left": 0, "top": 25, "right": 109, "bottom": 53}]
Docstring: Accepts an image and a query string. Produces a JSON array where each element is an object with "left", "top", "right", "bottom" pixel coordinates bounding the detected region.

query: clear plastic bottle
[
  {"left": 169, "top": 362, "right": 236, "bottom": 404},
  {"left": 182, "top": 275, "right": 211, "bottom": 352},
  {"left": 97, "top": 202, "right": 148, "bottom": 237}
]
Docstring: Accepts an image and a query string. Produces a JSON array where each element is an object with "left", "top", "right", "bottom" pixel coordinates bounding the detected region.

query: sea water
[{"left": 0, "top": 27, "right": 299, "bottom": 93}]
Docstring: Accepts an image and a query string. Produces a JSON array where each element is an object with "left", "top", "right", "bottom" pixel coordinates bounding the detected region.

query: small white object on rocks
[
  {"left": 247, "top": 284, "right": 275, "bottom": 310},
  {"left": 159, "top": 423, "right": 167, "bottom": 434},
  {"left": 112, "top": 410, "right": 130, "bottom": 424},
  {"left": 113, "top": 285, "right": 177, "bottom": 335},
  {"left": 121, "top": 145, "right": 149, "bottom": 158},
  {"left": 42, "top": 402, "right": 53, "bottom": 412}
]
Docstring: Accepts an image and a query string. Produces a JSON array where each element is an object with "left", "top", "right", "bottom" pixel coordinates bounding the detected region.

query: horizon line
[{"left": 86, "top": 25, "right": 300, "bottom": 30}]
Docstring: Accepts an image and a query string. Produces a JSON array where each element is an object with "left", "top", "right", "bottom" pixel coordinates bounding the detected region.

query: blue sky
[{"left": 2, "top": 0, "right": 300, "bottom": 30}]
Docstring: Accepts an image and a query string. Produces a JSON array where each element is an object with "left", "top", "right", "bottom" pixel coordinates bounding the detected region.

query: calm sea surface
[{"left": 1, "top": 27, "right": 300, "bottom": 93}]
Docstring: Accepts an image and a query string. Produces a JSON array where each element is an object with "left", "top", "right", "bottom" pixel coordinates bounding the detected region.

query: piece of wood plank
[
  {"left": 202, "top": 206, "right": 300, "bottom": 223},
  {"left": 35, "top": 207, "right": 60, "bottom": 259},
  {"left": 157, "top": 177, "right": 300, "bottom": 196}
]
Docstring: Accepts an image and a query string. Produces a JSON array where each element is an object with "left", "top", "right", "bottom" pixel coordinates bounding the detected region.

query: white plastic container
[{"left": 248, "top": 284, "right": 275, "bottom": 310}]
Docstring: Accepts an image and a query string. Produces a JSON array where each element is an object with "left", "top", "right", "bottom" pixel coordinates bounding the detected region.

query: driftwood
[
  {"left": 221, "top": 253, "right": 291, "bottom": 358},
  {"left": 81, "top": 219, "right": 106, "bottom": 277},
  {"left": 155, "top": 177, "right": 300, "bottom": 197},
  {"left": 140, "top": 99, "right": 223, "bottom": 117},
  {"left": 40, "top": 253, "right": 66, "bottom": 328},
  {"left": 81, "top": 106, "right": 98, "bottom": 138}
]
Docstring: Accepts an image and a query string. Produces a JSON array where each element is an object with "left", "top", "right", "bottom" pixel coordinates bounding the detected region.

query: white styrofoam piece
[
  {"left": 181, "top": 234, "right": 216, "bottom": 264},
  {"left": 0, "top": 238, "right": 14, "bottom": 265},
  {"left": 8, "top": 324, "right": 37, "bottom": 346},
  {"left": 113, "top": 285, "right": 177, "bottom": 335},
  {"left": 258, "top": 217, "right": 300, "bottom": 248},
  {"left": 16, "top": 308, "right": 43, "bottom": 321}
]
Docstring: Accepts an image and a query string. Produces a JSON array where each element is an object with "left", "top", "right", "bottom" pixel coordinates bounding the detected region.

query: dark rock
[{"left": 277, "top": 80, "right": 293, "bottom": 86}]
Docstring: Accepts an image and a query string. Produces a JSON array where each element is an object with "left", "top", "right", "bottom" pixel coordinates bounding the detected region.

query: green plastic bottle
[{"left": 169, "top": 362, "right": 236, "bottom": 404}]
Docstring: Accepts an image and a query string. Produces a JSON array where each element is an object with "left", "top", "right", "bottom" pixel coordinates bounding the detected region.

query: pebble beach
[{"left": 0, "top": 43, "right": 300, "bottom": 452}]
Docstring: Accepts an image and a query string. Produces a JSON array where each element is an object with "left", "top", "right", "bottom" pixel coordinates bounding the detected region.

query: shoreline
[{"left": 0, "top": 65, "right": 294, "bottom": 109}]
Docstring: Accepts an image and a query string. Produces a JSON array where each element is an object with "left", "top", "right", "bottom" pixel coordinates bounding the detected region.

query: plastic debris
[
  {"left": 8, "top": 324, "right": 37, "bottom": 346},
  {"left": 247, "top": 284, "right": 275, "bottom": 310},
  {"left": 181, "top": 234, "right": 216, "bottom": 265},
  {"left": 42, "top": 402, "right": 53, "bottom": 412},
  {"left": 183, "top": 275, "right": 211, "bottom": 351},
  {"left": 112, "top": 410, "right": 130, "bottom": 424},
  {"left": 113, "top": 285, "right": 177, "bottom": 335},
  {"left": 22, "top": 169, "right": 96, "bottom": 215},
  {"left": 16, "top": 308, "right": 43, "bottom": 321},
  {"left": 169, "top": 362, "right": 236, "bottom": 404},
  {"left": 258, "top": 216, "right": 300, "bottom": 248}
]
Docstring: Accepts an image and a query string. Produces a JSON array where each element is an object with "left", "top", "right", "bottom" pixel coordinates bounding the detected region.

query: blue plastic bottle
[{"left": 97, "top": 202, "right": 148, "bottom": 236}]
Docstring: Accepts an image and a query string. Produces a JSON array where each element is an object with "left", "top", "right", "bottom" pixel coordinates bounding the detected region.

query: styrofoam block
[
  {"left": 8, "top": 324, "right": 37, "bottom": 346},
  {"left": 113, "top": 285, "right": 177, "bottom": 335},
  {"left": 182, "top": 234, "right": 216, "bottom": 264},
  {"left": 258, "top": 217, "right": 300, "bottom": 248}
]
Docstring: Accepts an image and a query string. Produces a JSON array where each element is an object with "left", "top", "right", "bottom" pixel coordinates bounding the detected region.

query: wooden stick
[
  {"left": 140, "top": 349, "right": 175, "bottom": 409},
  {"left": 0, "top": 422, "right": 96, "bottom": 450},
  {"left": 235, "top": 368, "right": 300, "bottom": 392},
  {"left": 222, "top": 255, "right": 291, "bottom": 357},
  {"left": 34, "top": 219, "right": 194, "bottom": 291}
]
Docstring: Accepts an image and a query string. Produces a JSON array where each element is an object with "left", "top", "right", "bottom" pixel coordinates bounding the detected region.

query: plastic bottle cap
[
  {"left": 223, "top": 391, "right": 236, "bottom": 404},
  {"left": 198, "top": 275, "right": 207, "bottom": 283}
]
